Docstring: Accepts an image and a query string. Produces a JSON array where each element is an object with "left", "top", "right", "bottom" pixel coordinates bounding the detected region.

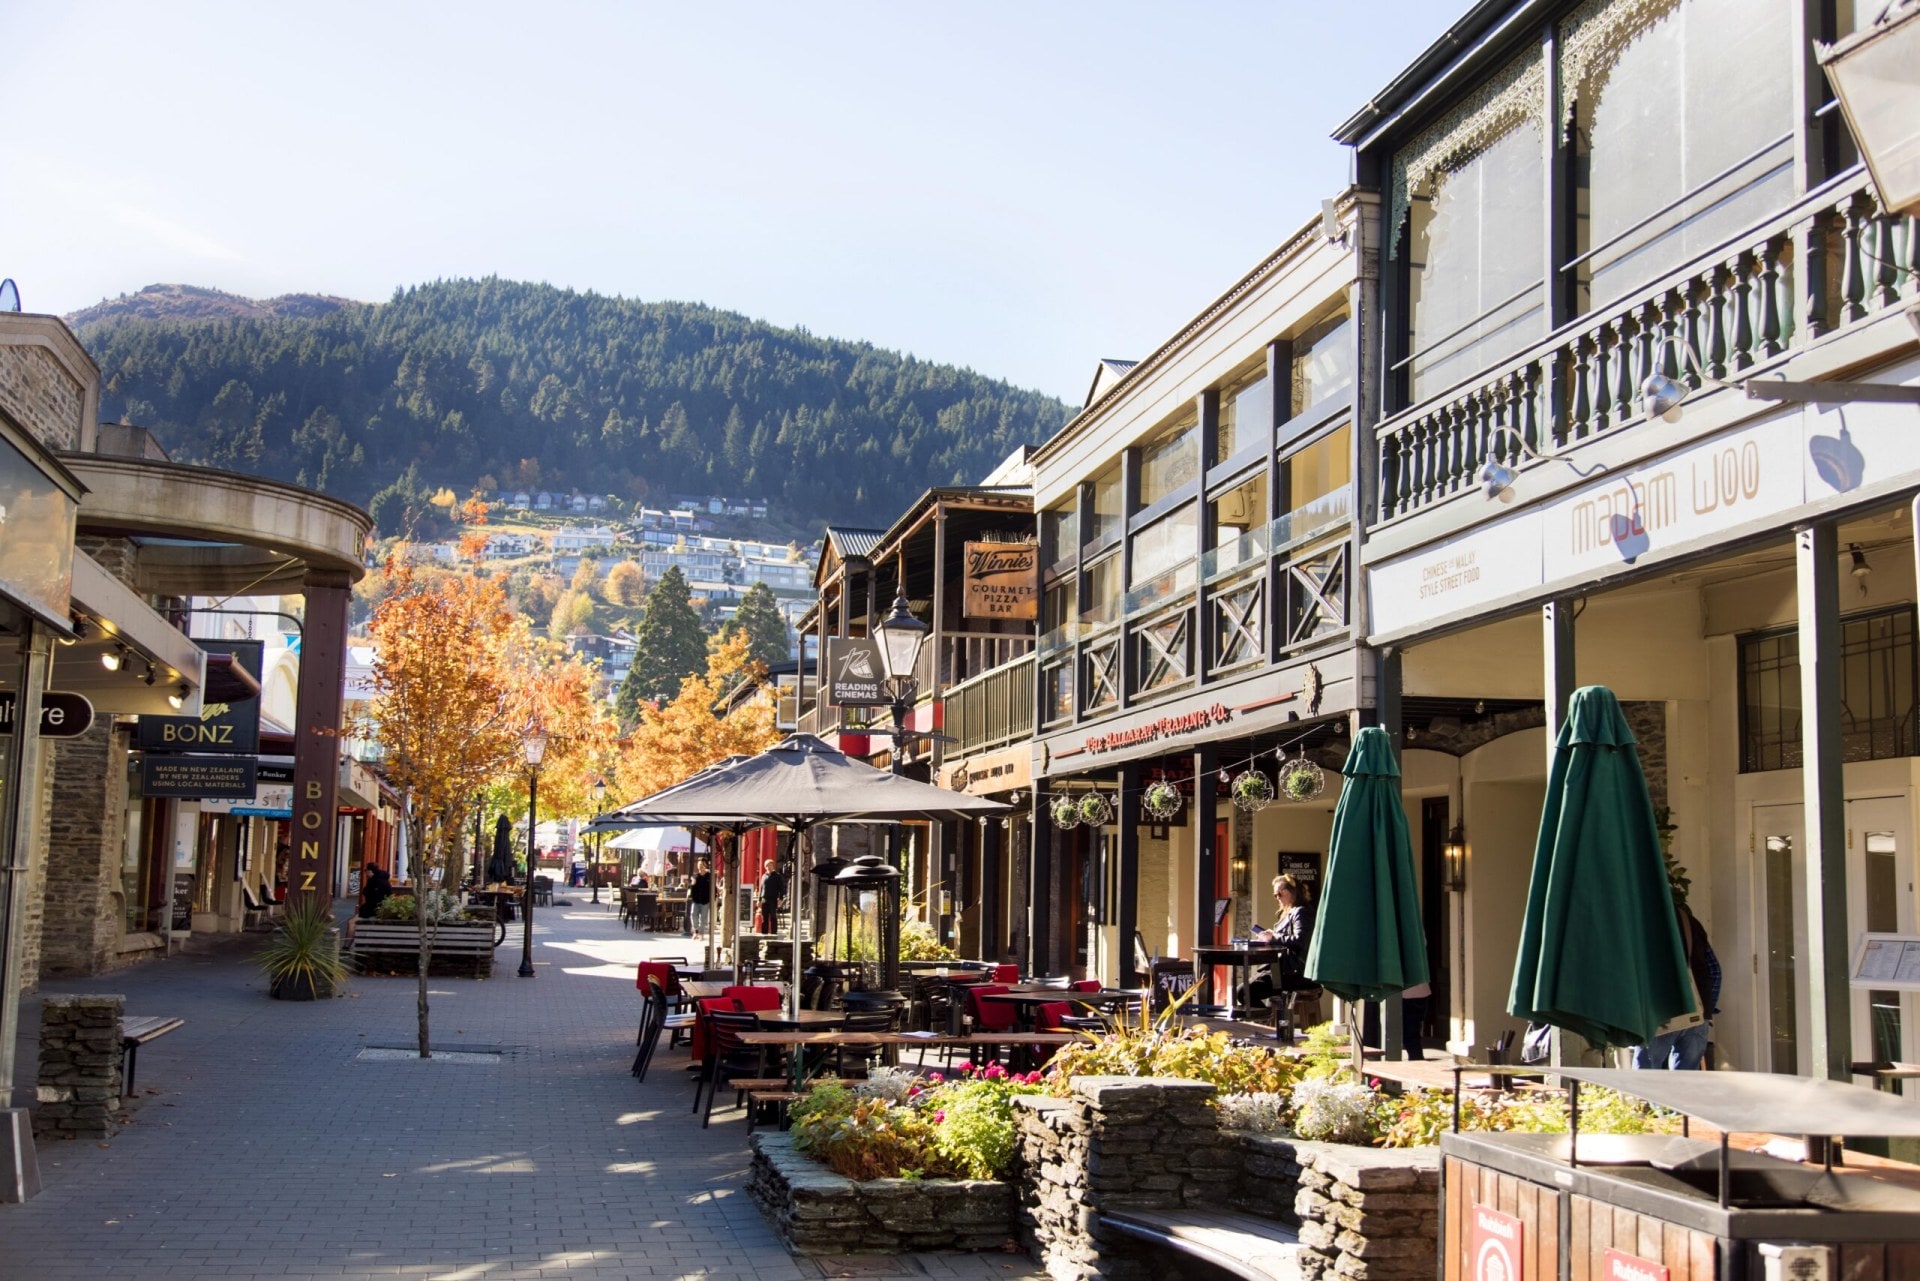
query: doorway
[
  {"left": 1752, "top": 795, "right": 1915, "bottom": 1077},
  {"left": 1419, "top": 797, "right": 1451, "bottom": 1042}
]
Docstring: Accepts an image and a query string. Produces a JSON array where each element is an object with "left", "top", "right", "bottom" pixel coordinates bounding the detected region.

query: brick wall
[{"left": 0, "top": 344, "right": 86, "bottom": 451}]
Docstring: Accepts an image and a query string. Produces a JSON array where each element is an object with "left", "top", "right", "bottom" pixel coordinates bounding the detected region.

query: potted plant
[
  {"left": 1078, "top": 792, "right": 1114, "bottom": 827},
  {"left": 1050, "top": 795, "right": 1082, "bottom": 829},
  {"left": 1230, "top": 769, "right": 1274, "bottom": 812},
  {"left": 1142, "top": 779, "right": 1182, "bottom": 821},
  {"left": 259, "top": 902, "right": 349, "bottom": 1001},
  {"left": 1278, "top": 756, "right": 1326, "bottom": 803}
]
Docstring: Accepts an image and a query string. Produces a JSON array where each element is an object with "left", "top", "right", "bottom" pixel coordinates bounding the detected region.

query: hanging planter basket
[
  {"left": 1050, "top": 795, "right": 1083, "bottom": 829},
  {"left": 1230, "top": 769, "right": 1274, "bottom": 813},
  {"left": 1278, "top": 755, "right": 1327, "bottom": 803},
  {"left": 1141, "top": 780, "right": 1183, "bottom": 822},
  {"left": 1078, "top": 792, "right": 1115, "bottom": 828}
]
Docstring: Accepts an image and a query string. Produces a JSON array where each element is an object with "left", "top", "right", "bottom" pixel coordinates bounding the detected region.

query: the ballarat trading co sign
[{"left": 962, "top": 541, "right": 1038, "bottom": 620}]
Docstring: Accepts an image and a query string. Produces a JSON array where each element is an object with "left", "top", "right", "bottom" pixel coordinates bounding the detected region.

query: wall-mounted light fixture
[
  {"left": 168, "top": 685, "right": 187, "bottom": 710},
  {"left": 1230, "top": 850, "right": 1251, "bottom": 893},
  {"left": 1477, "top": 427, "right": 1606, "bottom": 504},
  {"left": 100, "top": 645, "right": 125, "bottom": 672},
  {"left": 1442, "top": 823, "right": 1467, "bottom": 892}
]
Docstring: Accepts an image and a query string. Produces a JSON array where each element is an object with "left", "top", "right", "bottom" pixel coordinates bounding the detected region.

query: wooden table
[
  {"left": 1191, "top": 945, "right": 1290, "bottom": 1020},
  {"left": 740, "top": 1028, "right": 1076, "bottom": 1074}
]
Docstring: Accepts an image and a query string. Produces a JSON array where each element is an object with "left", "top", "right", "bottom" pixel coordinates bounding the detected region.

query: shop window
[
  {"left": 1282, "top": 426, "right": 1352, "bottom": 528},
  {"left": 1289, "top": 312, "right": 1354, "bottom": 422},
  {"left": 1393, "top": 46, "right": 1547, "bottom": 403},
  {"left": 1129, "top": 502, "right": 1198, "bottom": 594},
  {"left": 1740, "top": 606, "right": 1918, "bottom": 772},
  {"left": 1084, "top": 553, "right": 1122, "bottom": 628},
  {"left": 1087, "top": 465, "right": 1123, "bottom": 549},
  {"left": 1137, "top": 416, "right": 1199, "bottom": 509},
  {"left": 1041, "top": 499, "right": 1078, "bottom": 569},
  {"left": 1567, "top": 0, "right": 1795, "bottom": 310},
  {"left": 1215, "top": 364, "right": 1271, "bottom": 466}
]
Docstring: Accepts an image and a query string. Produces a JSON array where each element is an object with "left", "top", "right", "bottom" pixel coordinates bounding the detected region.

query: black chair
[
  {"left": 1030, "top": 974, "right": 1072, "bottom": 990},
  {"left": 631, "top": 985, "right": 667, "bottom": 1080},
  {"left": 834, "top": 1009, "right": 898, "bottom": 1076},
  {"left": 531, "top": 875, "right": 554, "bottom": 906},
  {"left": 697, "top": 1010, "right": 771, "bottom": 1129}
]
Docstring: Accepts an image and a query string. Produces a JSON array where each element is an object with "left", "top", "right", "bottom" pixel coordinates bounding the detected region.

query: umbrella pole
[
  {"left": 1350, "top": 1000, "right": 1365, "bottom": 1081},
  {"left": 786, "top": 822, "right": 808, "bottom": 1021}
]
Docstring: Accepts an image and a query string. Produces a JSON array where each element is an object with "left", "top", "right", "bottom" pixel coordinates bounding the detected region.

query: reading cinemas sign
[{"left": 962, "top": 541, "right": 1038, "bottom": 620}]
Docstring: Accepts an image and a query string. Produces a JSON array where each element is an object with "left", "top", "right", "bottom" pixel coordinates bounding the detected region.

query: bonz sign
[{"left": 136, "top": 638, "right": 262, "bottom": 755}]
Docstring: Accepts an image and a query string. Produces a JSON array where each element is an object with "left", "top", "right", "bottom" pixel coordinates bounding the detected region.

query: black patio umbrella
[
  {"left": 487, "top": 815, "right": 514, "bottom": 883},
  {"left": 621, "top": 733, "right": 1008, "bottom": 1017}
]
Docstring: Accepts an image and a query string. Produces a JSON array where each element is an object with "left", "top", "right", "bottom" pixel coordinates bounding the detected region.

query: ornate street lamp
[
  {"left": 871, "top": 591, "right": 930, "bottom": 992},
  {"left": 518, "top": 732, "right": 547, "bottom": 978},
  {"left": 1820, "top": 3, "right": 1920, "bottom": 220}
]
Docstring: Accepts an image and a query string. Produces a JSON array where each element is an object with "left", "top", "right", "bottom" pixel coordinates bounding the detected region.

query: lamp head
[
  {"left": 168, "top": 685, "right": 187, "bottom": 710},
  {"left": 1640, "top": 371, "right": 1686, "bottom": 421},
  {"left": 524, "top": 732, "right": 548, "bottom": 768},
  {"left": 874, "top": 590, "right": 929, "bottom": 682},
  {"left": 101, "top": 646, "right": 124, "bottom": 672},
  {"left": 592, "top": 777, "right": 608, "bottom": 802},
  {"left": 1478, "top": 460, "right": 1518, "bottom": 504}
]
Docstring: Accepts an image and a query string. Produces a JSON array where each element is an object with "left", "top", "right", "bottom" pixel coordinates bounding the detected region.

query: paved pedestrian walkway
[{"left": 3, "top": 899, "right": 1041, "bottom": 1281}]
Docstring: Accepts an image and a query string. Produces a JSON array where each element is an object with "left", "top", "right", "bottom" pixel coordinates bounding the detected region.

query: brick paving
[{"left": 3, "top": 899, "right": 1042, "bottom": 1281}]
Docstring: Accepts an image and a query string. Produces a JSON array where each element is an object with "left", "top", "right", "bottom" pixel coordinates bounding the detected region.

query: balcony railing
[
  {"left": 938, "top": 631, "right": 1034, "bottom": 689},
  {"left": 1374, "top": 174, "right": 1919, "bottom": 524},
  {"left": 943, "top": 653, "right": 1035, "bottom": 756}
]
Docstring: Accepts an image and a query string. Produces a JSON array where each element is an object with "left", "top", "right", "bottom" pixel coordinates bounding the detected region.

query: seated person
[
  {"left": 357, "top": 864, "right": 393, "bottom": 919},
  {"left": 1239, "top": 873, "right": 1315, "bottom": 1010}
]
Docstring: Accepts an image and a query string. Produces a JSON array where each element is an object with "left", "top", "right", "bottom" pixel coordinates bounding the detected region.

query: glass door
[{"left": 1752, "top": 797, "right": 1915, "bottom": 1076}]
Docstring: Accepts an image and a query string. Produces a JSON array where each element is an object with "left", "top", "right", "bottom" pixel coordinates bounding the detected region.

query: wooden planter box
[
  {"left": 749, "top": 1133, "right": 1015, "bottom": 1254},
  {"left": 349, "top": 921, "right": 495, "bottom": 977}
]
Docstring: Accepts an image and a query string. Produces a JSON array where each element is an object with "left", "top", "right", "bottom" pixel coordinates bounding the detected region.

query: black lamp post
[
  {"left": 470, "top": 796, "right": 484, "bottom": 890},
  {"left": 518, "top": 732, "right": 547, "bottom": 978},
  {"left": 589, "top": 777, "right": 608, "bottom": 905},
  {"left": 872, "top": 590, "right": 930, "bottom": 993}
]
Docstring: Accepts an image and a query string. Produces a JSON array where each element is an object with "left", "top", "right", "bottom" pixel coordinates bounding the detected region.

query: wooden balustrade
[
  {"left": 1375, "top": 177, "right": 1919, "bottom": 524},
  {"left": 943, "top": 654, "right": 1035, "bottom": 755}
]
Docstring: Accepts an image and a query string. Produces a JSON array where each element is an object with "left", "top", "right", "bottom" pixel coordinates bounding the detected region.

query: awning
[{"left": 54, "top": 551, "right": 207, "bottom": 715}]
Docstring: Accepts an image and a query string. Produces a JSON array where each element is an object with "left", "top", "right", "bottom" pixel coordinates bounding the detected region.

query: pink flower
[
  {"left": 932, "top": 1111, "right": 946, "bottom": 1123},
  {"left": 907, "top": 1086, "right": 921, "bottom": 1097},
  {"left": 928, "top": 1072, "right": 944, "bottom": 1083}
]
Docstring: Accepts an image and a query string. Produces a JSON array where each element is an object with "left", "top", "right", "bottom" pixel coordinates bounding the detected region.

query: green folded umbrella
[
  {"left": 1508, "top": 685, "right": 1693, "bottom": 1049},
  {"left": 1304, "top": 726, "right": 1430, "bottom": 1003}
]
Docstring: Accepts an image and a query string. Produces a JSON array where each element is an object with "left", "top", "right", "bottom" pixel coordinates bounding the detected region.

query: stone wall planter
[{"left": 749, "top": 1132, "right": 1017, "bottom": 1254}]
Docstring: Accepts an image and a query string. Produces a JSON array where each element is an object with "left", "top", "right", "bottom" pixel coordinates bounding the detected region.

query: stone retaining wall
[
  {"left": 34, "top": 995, "right": 124, "bottom": 1139},
  {"left": 748, "top": 1131, "right": 1015, "bottom": 1254},
  {"left": 1016, "top": 1077, "right": 1439, "bottom": 1281}
]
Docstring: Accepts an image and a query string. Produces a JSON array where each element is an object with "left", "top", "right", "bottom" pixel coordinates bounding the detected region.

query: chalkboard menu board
[{"left": 172, "top": 873, "right": 195, "bottom": 932}]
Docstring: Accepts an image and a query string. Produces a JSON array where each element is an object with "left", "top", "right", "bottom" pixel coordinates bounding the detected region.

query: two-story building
[
  {"left": 1339, "top": 0, "right": 1920, "bottom": 1076},
  {"left": 1005, "top": 194, "right": 1376, "bottom": 989}
]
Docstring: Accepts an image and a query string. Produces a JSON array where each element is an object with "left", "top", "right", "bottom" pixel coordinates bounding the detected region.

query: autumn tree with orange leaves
[
  {"left": 615, "top": 633, "right": 779, "bottom": 803},
  {"left": 369, "top": 555, "right": 529, "bottom": 1057}
]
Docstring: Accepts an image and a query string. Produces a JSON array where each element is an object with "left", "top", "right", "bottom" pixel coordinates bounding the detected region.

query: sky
[{"left": 3, "top": 3, "right": 1444, "bottom": 404}]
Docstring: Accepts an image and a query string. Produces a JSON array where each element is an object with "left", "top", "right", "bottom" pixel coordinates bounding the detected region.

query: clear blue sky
[{"left": 3, "top": 2, "right": 1444, "bottom": 403}]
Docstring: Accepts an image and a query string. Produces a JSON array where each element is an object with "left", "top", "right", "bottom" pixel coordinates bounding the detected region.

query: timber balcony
[
  {"left": 944, "top": 654, "right": 1035, "bottom": 757},
  {"left": 1374, "top": 174, "right": 1920, "bottom": 527},
  {"left": 1036, "top": 489, "right": 1351, "bottom": 730},
  {"left": 796, "top": 631, "right": 1035, "bottom": 741}
]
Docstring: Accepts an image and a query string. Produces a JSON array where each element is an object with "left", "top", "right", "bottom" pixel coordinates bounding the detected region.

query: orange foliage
[{"left": 614, "top": 633, "right": 779, "bottom": 804}]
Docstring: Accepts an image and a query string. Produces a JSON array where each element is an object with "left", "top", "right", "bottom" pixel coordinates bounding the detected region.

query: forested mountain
[{"left": 71, "top": 279, "right": 1069, "bottom": 524}]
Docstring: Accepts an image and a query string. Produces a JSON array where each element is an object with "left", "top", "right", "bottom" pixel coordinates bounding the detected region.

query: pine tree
[
  {"left": 718, "top": 581, "right": 792, "bottom": 668},
  {"left": 616, "top": 565, "right": 707, "bottom": 722}
]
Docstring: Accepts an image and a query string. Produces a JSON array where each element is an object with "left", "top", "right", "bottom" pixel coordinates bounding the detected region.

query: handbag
[{"left": 1520, "top": 1021, "right": 1553, "bottom": 1065}]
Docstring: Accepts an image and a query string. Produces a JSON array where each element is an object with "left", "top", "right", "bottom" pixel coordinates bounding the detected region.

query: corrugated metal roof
[{"left": 824, "top": 527, "right": 886, "bottom": 560}]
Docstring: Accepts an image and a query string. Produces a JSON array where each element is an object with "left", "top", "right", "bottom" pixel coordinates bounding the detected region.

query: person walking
[
  {"left": 688, "top": 860, "right": 712, "bottom": 938},
  {"left": 1634, "top": 899, "right": 1719, "bottom": 1070}
]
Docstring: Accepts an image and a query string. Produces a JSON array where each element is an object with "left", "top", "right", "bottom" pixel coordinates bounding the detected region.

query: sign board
[
  {"left": 0, "top": 426, "right": 78, "bottom": 629},
  {"left": 171, "top": 872, "right": 195, "bottom": 933},
  {"left": 141, "top": 754, "right": 259, "bottom": 800},
  {"left": 962, "top": 541, "right": 1038, "bottom": 619},
  {"left": 137, "top": 639, "right": 263, "bottom": 755},
  {"left": 825, "top": 635, "right": 889, "bottom": 707},
  {"left": 1851, "top": 932, "right": 1920, "bottom": 990},
  {"left": 198, "top": 783, "right": 294, "bottom": 819},
  {"left": 1468, "top": 1204, "right": 1523, "bottom": 1281},
  {"left": 1278, "top": 851, "right": 1322, "bottom": 898},
  {"left": 1603, "top": 1249, "right": 1669, "bottom": 1281},
  {"left": 0, "top": 691, "right": 93, "bottom": 738}
]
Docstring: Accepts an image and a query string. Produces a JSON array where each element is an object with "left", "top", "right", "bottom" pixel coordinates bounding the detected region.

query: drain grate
[{"left": 357, "top": 1046, "right": 504, "bottom": 1063}]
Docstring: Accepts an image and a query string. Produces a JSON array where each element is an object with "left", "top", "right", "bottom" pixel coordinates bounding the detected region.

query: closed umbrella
[
  {"left": 623, "top": 732, "right": 1007, "bottom": 1016},
  {"left": 487, "top": 815, "right": 513, "bottom": 883},
  {"left": 1508, "top": 685, "right": 1693, "bottom": 1049},
  {"left": 1305, "top": 726, "right": 1430, "bottom": 1003}
]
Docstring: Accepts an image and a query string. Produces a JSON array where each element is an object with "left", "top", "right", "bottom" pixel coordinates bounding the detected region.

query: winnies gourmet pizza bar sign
[{"left": 962, "top": 541, "right": 1038, "bottom": 619}]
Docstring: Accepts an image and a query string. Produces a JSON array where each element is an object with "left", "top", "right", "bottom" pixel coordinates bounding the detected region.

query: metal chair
[{"left": 697, "top": 1010, "right": 770, "bottom": 1129}]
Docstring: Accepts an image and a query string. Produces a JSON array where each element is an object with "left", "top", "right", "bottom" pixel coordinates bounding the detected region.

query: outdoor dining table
[
  {"left": 1191, "top": 943, "right": 1290, "bottom": 1020},
  {"left": 738, "top": 1028, "right": 1077, "bottom": 1075},
  {"left": 978, "top": 987, "right": 1146, "bottom": 1031}
]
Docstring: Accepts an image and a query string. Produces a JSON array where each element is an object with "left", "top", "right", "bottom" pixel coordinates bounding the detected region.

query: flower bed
[{"left": 748, "top": 1131, "right": 1016, "bottom": 1254}]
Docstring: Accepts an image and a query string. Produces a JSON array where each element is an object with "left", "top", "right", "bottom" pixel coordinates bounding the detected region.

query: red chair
[
  {"left": 966, "top": 983, "right": 1015, "bottom": 1032},
  {"left": 721, "top": 985, "right": 781, "bottom": 1011},
  {"left": 992, "top": 964, "right": 1021, "bottom": 983},
  {"left": 1035, "top": 1001, "right": 1074, "bottom": 1031},
  {"left": 1071, "top": 979, "right": 1101, "bottom": 992}
]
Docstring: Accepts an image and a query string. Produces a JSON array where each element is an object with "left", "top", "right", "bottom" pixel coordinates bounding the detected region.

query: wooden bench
[
  {"left": 121, "top": 1016, "right": 184, "bottom": 1096},
  {"left": 1098, "top": 1208, "right": 1304, "bottom": 1281},
  {"left": 349, "top": 922, "right": 496, "bottom": 975}
]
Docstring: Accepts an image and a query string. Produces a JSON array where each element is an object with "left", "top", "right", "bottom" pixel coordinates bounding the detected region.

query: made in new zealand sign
[{"left": 140, "top": 754, "right": 258, "bottom": 800}]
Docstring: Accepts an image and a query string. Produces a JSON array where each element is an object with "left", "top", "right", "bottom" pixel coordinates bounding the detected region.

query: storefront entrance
[{"left": 1754, "top": 795, "right": 1914, "bottom": 1077}]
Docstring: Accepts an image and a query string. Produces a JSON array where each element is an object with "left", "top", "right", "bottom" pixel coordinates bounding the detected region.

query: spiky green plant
[{"left": 258, "top": 902, "right": 350, "bottom": 996}]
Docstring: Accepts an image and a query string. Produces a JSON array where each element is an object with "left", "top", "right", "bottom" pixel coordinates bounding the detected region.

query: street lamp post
[
  {"left": 589, "top": 778, "right": 608, "bottom": 905},
  {"left": 872, "top": 590, "right": 930, "bottom": 993},
  {"left": 519, "top": 733, "right": 547, "bottom": 978}
]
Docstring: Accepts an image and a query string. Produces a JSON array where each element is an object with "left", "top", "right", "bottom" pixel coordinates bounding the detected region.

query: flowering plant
[{"left": 790, "top": 1061, "right": 1045, "bottom": 1180}]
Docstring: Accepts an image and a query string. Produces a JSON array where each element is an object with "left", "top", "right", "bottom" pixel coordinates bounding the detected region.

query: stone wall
[
  {"left": 33, "top": 996, "right": 124, "bottom": 1139},
  {"left": 0, "top": 341, "right": 88, "bottom": 451},
  {"left": 748, "top": 1132, "right": 1015, "bottom": 1253},
  {"left": 39, "top": 721, "right": 131, "bottom": 978},
  {"left": 1016, "top": 1078, "right": 1440, "bottom": 1281},
  {"left": 1013, "top": 1077, "right": 1234, "bottom": 1281}
]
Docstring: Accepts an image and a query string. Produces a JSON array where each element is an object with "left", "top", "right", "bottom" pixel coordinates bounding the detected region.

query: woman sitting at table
[{"left": 1239, "top": 873, "right": 1315, "bottom": 1010}]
